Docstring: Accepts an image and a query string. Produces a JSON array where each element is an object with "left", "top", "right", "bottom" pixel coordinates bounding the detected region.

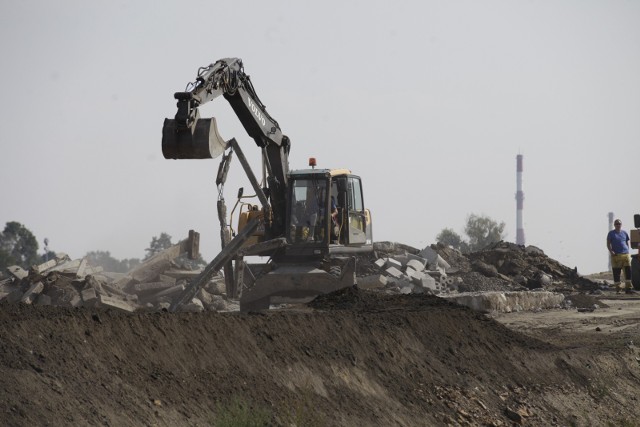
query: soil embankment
[{"left": 2, "top": 288, "right": 640, "bottom": 426}]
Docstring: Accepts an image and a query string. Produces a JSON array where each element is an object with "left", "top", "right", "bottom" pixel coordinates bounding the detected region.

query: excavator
[{"left": 161, "top": 58, "right": 373, "bottom": 311}]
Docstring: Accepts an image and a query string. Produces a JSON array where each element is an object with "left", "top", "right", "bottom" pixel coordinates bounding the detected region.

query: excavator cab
[{"left": 286, "top": 169, "right": 371, "bottom": 251}]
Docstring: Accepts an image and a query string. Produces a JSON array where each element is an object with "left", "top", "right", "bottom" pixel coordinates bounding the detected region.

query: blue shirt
[{"left": 607, "top": 229, "right": 630, "bottom": 254}]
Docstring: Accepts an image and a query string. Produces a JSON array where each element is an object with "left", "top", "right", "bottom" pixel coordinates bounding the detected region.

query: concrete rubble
[
  {"left": 360, "top": 240, "right": 609, "bottom": 313},
  {"left": 0, "top": 231, "right": 236, "bottom": 313},
  {"left": 0, "top": 236, "right": 608, "bottom": 314}
]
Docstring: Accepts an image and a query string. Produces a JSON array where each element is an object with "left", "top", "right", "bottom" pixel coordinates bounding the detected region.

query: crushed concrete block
[
  {"left": 407, "top": 254, "right": 428, "bottom": 268},
  {"left": 180, "top": 298, "right": 204, "bottom": 312},
  {"left": 374, "top": 258, "right": 386, "bottom": 269},
  {"left": 85, "top": 275, "right": 105, "bottom": 295},
  {"left": 76, "top": 258, "right": 88, "bottom": 278},
  {"left": 197, "top": 288, "right": 214, "bottom": 306},
  {"left": 406, "top": 259, "right": 426, "bottom": 273},
  {"left": 407, "top": 268, "right": 427, "bottom": 285},
  {"left": 385, "top": 266, "right": 404, "bottom": 279},
  {"left": 419, "top": 247, "right": 451, "bottom": 271},
  {"left": 50, "top": 259, "right": 81, "bottom": 274},
  {"left": 81, "top": 287, "right": 98, "bottom": 307},
  {"left": 70, "top": 293, "right": 82, "bottom": 307},
  {"left": 204, "top": 279, "right": 226, "bottom": 296},
  {"left": 385, "top": 258, "right": 403, "bottom": 270},
  {"left": 399, "top": 283, "right": 414, "bottom": 294},
  {"left": 162, "top": 269, "right": 202, "bottom": 280},
  {"left": 391, "top": 255, "right": 409, "bottom": 266},
  {"left": 131, "top": 259, "right": 172, "bottom": 283},
  {"left": 357, "top": 274, "right": 388, "bottom": 290},
  {"left": 20, "top": 281, "right": 44, "bottom": 304},
  {"left": 99, "top": 295, "right": 136, "bottom": 312},
  {"left": 443, "top": 291, "right": 564, "bottom": 313},
  {"left": 419, "top": 246, "right": 439, "bottom": 265},
  {"left": 101, "top": 282, "right": 128, "bottom": 297},
  {"left": 6, "top": 265, "right": 28, "bottom": 280},
  {"left": 131, "top": 282, "right": 175, "bottom": 296},
  {"left": 420, "top": 274, "right": 437, "bottom": 291},
  {"left": 33, "top": 259, "right": 59, "bottom": 274},
  {"left": 155, "top": 284, "right": 185, "bottom": 298}
]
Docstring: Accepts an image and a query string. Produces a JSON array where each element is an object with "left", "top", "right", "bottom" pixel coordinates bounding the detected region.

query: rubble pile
[
  {"left": 0, "top": 236, "right": 606, "bottom": 313},
  {"left": 0, "top": 232, "right": 236, "bottom": 313},
  {"left": 355, "top": 241, "right": 459, "bottom": 295},
  {"left": 357, "top": 240, "right": 603, "bottom": 296}
]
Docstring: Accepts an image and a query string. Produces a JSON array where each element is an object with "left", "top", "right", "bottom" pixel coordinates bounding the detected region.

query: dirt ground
[{"left": 2, "top": 287, "right": 640, "bottom": 427}]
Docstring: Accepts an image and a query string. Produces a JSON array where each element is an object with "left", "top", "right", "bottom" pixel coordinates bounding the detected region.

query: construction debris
[
  {"left": 1, "top": 236, "right": 607, "bottom": 314},
  {"left": 0, "top": 231, "right": 238, "bottom": 313}
]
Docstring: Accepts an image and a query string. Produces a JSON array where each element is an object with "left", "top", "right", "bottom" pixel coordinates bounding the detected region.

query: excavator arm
[
  {"left": 162, "top": 58, "right": 290, "bottom": 238},
  {"left": 170, "top": 58, "right": 285, "bottom": 147}
]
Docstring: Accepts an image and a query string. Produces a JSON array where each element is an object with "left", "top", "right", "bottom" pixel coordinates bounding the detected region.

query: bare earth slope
[{"left": 2, "top": 288, "right": 640, "bottom": 426}]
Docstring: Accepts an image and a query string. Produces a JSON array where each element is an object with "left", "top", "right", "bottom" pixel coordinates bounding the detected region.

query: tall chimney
[
  {"left": 516, "top": 154, "right": 525, "bottom": 246},
  {"left": 608, "top": 212, "right": 614, "bottom": 271}
]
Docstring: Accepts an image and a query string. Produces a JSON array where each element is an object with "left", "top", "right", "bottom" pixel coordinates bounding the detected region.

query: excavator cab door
[
  {"left": 345, "top": 177, "right": 367, "bottom": 245},
  {"left": 333, "top": 175, "right": 370, "bottom": 246}
]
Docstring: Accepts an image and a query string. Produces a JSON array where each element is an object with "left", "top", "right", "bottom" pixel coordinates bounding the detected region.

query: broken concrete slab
[
  {"left": 385, "top": 266, "right": 404, "bottom": 279},
  {"left": 419, "top": 246, "right": 451, "bottom": 272},
  {"left": 406, "top": 259, "right": 426, "bottom": 273},
  {"left": 443, "top": 291, "right": 564, "bottom": 313},
  {"left": 357, "top": 274, "right": 388, "bottom": 290},
  {"left": 154, "top": 284, "right": 185, "bottom": 298},
  {"left": 20, "top": 281, "right": 44, "bottom": 304},
  {"left": 385, "top": 258, "right": 403, "bottom": 270},
  {"left": 32, "top": 258, "right": 59, "bottom": 275},
  {"left": 76, "top": 258, "right": 88, "bottom": 278},
  {"left": 180, "top": 298, "right": 204, "bottom": 312},
  {"left": 374, "top": 258, "right": 386, "bottom": 269},
  {"left": 131, "top": 282, "right": 176, "bottom": 297},
  {"left": 162, "top": 269, "right": 201, "bottom": 280},
  {"left": 6, "top": 265, "right": 28, "bottom": 280},
  {"left": 98, "top": 295, "right": 136, "bottom": 313},
  {"left": 81, "top": 287, "right": 98, "bottom": 307}
]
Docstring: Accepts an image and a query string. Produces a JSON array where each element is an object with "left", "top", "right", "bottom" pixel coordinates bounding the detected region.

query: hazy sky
[{"left": 1, "top": 0, "right": 638, "bottom": 274}]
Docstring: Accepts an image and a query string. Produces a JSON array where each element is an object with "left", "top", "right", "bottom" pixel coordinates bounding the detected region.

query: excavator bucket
[{"left": 162, "top": 117, "right": 227, "bottom": 159}]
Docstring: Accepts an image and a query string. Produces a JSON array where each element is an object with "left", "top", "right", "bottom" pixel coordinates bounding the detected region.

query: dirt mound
[
  {"left": 2, "top": 286, "right": 639, "bottom": 426},
  {"left": 2, "top": 241, "right": 638, "bottom": 425}
]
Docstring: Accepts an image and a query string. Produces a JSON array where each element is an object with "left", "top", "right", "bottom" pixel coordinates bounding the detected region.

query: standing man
[{"left": 607, "top": 219, "right": 633, "bottom": 294}]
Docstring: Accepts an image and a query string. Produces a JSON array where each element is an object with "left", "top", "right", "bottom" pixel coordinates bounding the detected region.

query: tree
[
  {"left": 0, "top": 221, "right": 39, "bottom": 270},
  {"left": 464, "top": 214, "right": 506, "bottom": 252},
  {"left": 435, "top": 214, "right": 506, "bottom": 253},
  {"left": 144, "top": 233, "right": 173, "bottom": 260},
  {"left": 436, "top": 228, "right": 468, "bottom": 252}
]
